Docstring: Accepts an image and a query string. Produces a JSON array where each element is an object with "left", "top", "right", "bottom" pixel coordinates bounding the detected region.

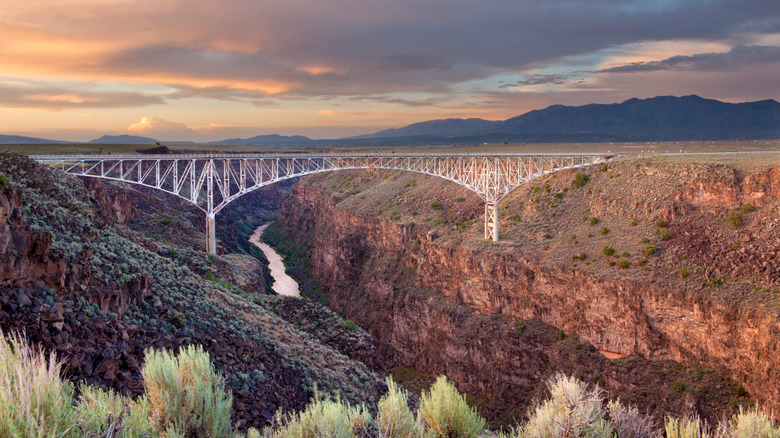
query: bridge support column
[
  {"left": 484, "top": 203, "right": 498, "bottom": 241},
  {"left": 206, "top": 213, "right": 217, "bottom": 255}
]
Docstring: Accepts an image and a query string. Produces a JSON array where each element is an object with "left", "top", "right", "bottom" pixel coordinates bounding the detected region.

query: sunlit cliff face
[{"left": 0, "top": 0, "right": 778, "bottom": 141}]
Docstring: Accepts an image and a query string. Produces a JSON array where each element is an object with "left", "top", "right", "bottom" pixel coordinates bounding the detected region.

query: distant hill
[
  {"left": 350, "top": 118, "right": 498, "bottom": 139},
  {"left": 346, "top": 95, "right": 780, "bottom": 144},
  {"left": 0, "top": 134, "right": 69, "bottom": 144},
  {"left": 481, "top": 95, "right": 780, "bottom": 141},
  {"left": 89, "top": 135, "right": 160, "bottom": 144},
  {"left": 211, "top": 134, "right": 311, "bottom": 145}
]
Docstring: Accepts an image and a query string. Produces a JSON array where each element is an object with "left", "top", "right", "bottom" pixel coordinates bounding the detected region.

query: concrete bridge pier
[
  {"left": 484, "top": 203, "right": 498, "bottom": 241},
  {"left": 206, "top": 213, "right": 217, "bottom": 255}
]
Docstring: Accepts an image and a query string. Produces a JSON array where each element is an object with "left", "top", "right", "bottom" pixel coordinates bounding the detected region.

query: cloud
[
  {"left": 0, "top": 78, "right": 162, "bottom": 111},
  {"left": 599, "top": 45, "right": 780, "bottom": 73},
  {"left": 127, "top": 117, "right": 193, "bottom": 138}
]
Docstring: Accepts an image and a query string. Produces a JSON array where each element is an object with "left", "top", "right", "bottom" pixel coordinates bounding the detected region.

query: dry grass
[{"left": 0, "top": 331, "right": 77, "bottom": 437}]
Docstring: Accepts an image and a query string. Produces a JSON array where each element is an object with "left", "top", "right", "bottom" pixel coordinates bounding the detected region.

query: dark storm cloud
[{"left": 600, "top": 45, "right": 780, "bottom": 73}]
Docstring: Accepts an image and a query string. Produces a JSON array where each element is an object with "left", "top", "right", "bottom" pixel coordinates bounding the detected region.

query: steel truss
[{"left": 31, "top": 153, "right": 614, "bottom": 253}]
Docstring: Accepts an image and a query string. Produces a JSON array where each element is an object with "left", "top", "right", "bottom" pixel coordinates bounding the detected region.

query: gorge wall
[{"left": 274, "top": 160, "right": 780, "bottom": 423}]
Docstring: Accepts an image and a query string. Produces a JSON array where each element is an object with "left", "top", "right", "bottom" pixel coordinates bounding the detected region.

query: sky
[{"left": 1, "top": 0, "right": 779, "bottom": 142}]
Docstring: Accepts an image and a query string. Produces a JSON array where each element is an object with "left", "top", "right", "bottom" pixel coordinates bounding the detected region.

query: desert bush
[
  {"left": 377, "top": 377, "right": 419, "bottom": 438},
  {"left": 418, "top": 375, "right": 485, "bottom": 438},
  {"left": 142, "top": 345, "right": 233, "bottom": 437},
  {"left": 573, "top": 173, "right": 590, "bottom": 188},
  {"left": 0, "top": 331, "right": 78, "bottom": 438},
  {"left": 619, "top": 260, "right": 629, "bottom": 269},
  {"left": 606, "top": 399, "right": 660, "bottom": 438},
  {"left": 589, "top": 217, "right": 600, "bottom": 225},
  {"left": 665, "top": 416, "right": 708, "bottom": 438},
  {"left": 603, "top": 246, "right": 615, "bottom": 256},
  {"left": 680, "top": 268, "right": 689, "bottom": 279},
  {"left": 428, "top": 200, "right": 443, "bottom": 210},
  {"left": 521, "top": 373, "right": 611, "bottom": 438},
  {"left": 268, "top": 391, "right": 372, "bottom": 438},
  {"left": 726, "top": 211, "right": 744, "bottom": 228},
  {"left": 658, "top": 228, "right": 673, "bottom": 240},
  {"left": 714, "top": 406, "right": 780, "bottom": 438},
  {"left": 76, "top": 384, "right": 153, "bottom": 438},
  {"left": 742, "top": 203, "right": 755, "bottom": 214},
  {"left": 601, "top": 226, "right": 609, "bottom": 235},
  {"left": 342, "top": 320, "right": 358, "bottom": 331},
  {"left": 643, "top": 245, "right": 657, "bottom": 255}
]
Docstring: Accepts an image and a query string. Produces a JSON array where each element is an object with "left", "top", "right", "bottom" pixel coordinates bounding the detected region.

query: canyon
[{"left": 271, "top": 156, "right": 780, "bottom": 424}]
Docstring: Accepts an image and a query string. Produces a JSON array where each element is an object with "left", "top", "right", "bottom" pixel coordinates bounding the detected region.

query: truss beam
[{"left": 32, "top": 153, "right": 615, "bottom": 254}]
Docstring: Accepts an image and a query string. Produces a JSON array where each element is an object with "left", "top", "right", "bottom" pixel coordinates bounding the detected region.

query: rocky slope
[
  {"left": 272, "top": 156, "right": 780, "bottom": 424},
  {"left": 0, "top": 153, "right": 385, "bottom": 431}
]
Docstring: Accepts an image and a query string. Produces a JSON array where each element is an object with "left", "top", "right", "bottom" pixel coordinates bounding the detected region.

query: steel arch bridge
[{"left": 31, "top": 153, "right": 615, "bottom": 254}]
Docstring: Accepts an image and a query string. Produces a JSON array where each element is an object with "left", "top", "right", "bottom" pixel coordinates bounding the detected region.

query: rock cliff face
[
  {"left": 0, "top": 186, "right": 66, "bottom": 290},
  {"left": 275, "top": 163, "right": 780, "bottom": 422}
]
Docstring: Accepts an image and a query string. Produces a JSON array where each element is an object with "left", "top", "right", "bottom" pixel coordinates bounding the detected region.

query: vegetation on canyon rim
[
  {"left": 2, "top": 330, "right": 779, "bottom": 437},
  {"left": 2, "top": 150, "right": 780, "bottom": 435}
]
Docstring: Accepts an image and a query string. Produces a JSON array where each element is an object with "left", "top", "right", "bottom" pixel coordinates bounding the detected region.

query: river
[{"left": 248, "top": 223, "right": 300, "bottom": 297}]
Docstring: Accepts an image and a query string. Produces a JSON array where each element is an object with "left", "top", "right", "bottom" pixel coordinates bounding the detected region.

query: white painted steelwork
[{"left": 31, "top": 153, "right": 614, "bottom": 253}]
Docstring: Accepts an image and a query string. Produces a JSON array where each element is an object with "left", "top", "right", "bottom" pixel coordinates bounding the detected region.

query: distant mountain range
[
  {"left": 349, "top": 118, "right": 498, "bottom": 139},
  {"left": 1, "top": 95, "right": 778, "bottom": 146},
  {"left": 209, "top": 134, "right": 311, "bottom": 145},
  {"left": 89, "top": 135, "right": 160, "bottom": 144},
  {"left": 0, "top": 134, "right": 67, "bottom": 144},
  {"left": 478, "top": 95, "right": 780, "bottom": 141},
  {"left": 346, "top": 95, "right": 779, "bottom": 143}
]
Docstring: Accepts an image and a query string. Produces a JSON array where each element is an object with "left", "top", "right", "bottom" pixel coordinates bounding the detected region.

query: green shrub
[
  {"left": 637, "top": 258, "right": 647, "bottom": 266},
  {"left": 142, "top": 345, "right": 233, "bottom": 437},
  {"left": 672, "top": 380, "right": 686, "bottom": 393},
  {"left": 655, "top": 219, "right": 667, "bottom": 228},
  {"left": 726, "top": 211, "right": 744, "bottom": 228},
  {"left": 643, "top": 245, "right": 657, "bottom": 255},
  {"left": 269, "top": 391, "right": 371, "bottom": 438},
  {"left": 418, "top": 375, "right": 485, "bottom": 438},
  {"left": 377, "top": 378, "right": 419, "bottom": 438},
  {"left": 658, "top": 228, "right": 672, "bottom": 240},
  {"left": 454, "top": 197, "right": 466, "bottom": 203},
  {"left": 630, "top": 217, "right": 638, "bottom": 226},
  {"left": 76, "top": 385, "right": 152, "bottom": 438},
  {"left": 618, "top": 260, "right": 629, "bottom": 269},
  {"left": 572, "top": 173, "right": 590, "bottom": 188},
  {"left": 742, "top": 203, "right": 755, "bottom": 214},
  {"left": 0, "top": 331, "right": 77, "bottom": 438},
  {"left": 609, "top": 261, "right": 617, "bottom": 267},
  {"left": 603, "top": 246, "right": 615, "bottom": 256},
  {"left": 428, "top": 200, "right": 443, "bottom": 210},
  {"left": 680, "top": 268, "right": 689, "bottom": 279},
  {"left": 601, "top": 226, "right": 609, "bottom": 235},
  {"left": 543, "top": 233, "right": 551, "bottom": 239},
  {"left": 522, "top": 373, "right": 611, "bottom": 438},
  {"left": 342, "top": 320, "right": 357, "bottom": 331},
  {"left": 600, "top": 163, "right": 609, "bottom": 172},
  {"left": 0, "top": 173, "right": 8, "bottom": 187},
  {"left": 665, "top": 416, "right": 706, "bottom": 438},
  {"left": 589, "top": 217, "right": 600, "bottom": 225},
  {"left": 717, "top": 406, "right": 780, "bottom": 437}
]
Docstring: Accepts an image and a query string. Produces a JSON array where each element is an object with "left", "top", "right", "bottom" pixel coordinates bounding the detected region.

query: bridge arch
[{"left": 32, "top": 153, "right": 614, "bottom": 254}]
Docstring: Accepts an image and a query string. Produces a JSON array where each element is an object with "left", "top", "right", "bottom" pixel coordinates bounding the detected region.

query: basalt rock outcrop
[{"left": 275, "top": 162, "right": 780, "bottom": 423}]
